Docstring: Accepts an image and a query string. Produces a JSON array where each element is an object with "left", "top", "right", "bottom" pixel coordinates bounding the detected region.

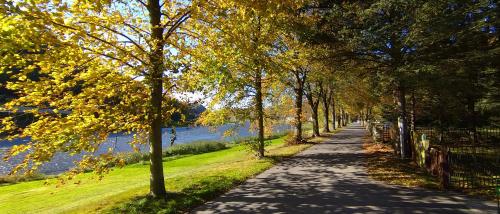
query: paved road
[{"left": 193, "top": 124, "right": 498, "bottom": 214}]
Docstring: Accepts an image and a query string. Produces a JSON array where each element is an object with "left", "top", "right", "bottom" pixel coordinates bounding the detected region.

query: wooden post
[{"left": 440, "top": 147, "right": 450, "bottom": 189}]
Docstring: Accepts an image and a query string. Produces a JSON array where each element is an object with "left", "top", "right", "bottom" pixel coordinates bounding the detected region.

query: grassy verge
[
  {"left": 0, "top": 134, "right": 289, "bottom": 186},
  {"left": 0, "top": 141, "right": 229, "bottom": 186},
  {"left": 362, "top": 137, "right": 440, "bottom": 189},
  {"left": 0, "top": 136, "right": 319, "bottom": 214}
]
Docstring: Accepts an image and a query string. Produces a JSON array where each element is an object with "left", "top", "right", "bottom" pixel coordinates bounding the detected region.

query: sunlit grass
[{"left": 0, "top": 136, "right": 315, "bottom": 214}]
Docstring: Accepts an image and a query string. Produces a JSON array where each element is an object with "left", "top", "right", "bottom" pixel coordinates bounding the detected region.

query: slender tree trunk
[
  {"left": 360, "top": 110, "right": 365, "bottom": 126},
  {"left": 255, "top": 71, "right": 265, "bottom": 158},
  {"left": 397, "top": 83, "right": 411, "bottom": 159},
  {"left": 410, "top": 92, "right": 416, "bottom": 132},
  {"left": 147, "top": 0, "right": 166, "bottom": 198},
  {"left": 345, "top": 112, "right": 348, "bottom": 126},
  {"left": 410, "top": 92, "right": 416, "bottom": 160},
  {"left": 467, "top": 97, "right": 478, "bottom": 143},
  {"left": 410, "top": 92, "right": 417, "bottom": 160},
  {"left": 322, "top": 92, "right": 330, "bottom": 132},
  {"left": 331, "top": 97, "right": 336, "bottom": 130},
  {"left": 368, "top": 107, "right": 372, "bottom": 122},
  {"left": 341, "top": 108, "right": 345, "bottom": 126},
  {"left": 306, "top": 96, "right": 319, "bottom": 137},
  {"left": 305, "top": 83, "right": 320, "bottom": 137},
  {"left": 250, "top": 15, "right": 265, "bottom": 157},
  {"left": 311, "top": 104, "right": 320, "bottom": 136},
  {"left": 293, "top": 82, "right": 304, "bottom": 143},
  {"left": 339, "top": 108, "right": 343, "bottom": 127},
  {"left": 337, "top": 109, "right": 342, "bottom": 128},
  {"left": 343, "top": 111, "right": 345, "bottom": 126}
]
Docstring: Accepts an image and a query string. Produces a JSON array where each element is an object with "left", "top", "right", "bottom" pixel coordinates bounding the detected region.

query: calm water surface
[{"left": 0, "top": 123, "right": 290, "bottom": 175}]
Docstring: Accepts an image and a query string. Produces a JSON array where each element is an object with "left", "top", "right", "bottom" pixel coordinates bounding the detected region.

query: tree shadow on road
[{"left": 193, "top": 126, "right": 496, "bottom": 214}]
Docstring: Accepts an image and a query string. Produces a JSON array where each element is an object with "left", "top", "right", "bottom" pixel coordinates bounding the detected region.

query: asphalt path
[{"left": 193, "top": 124, "right": 497, "bottom": 214}]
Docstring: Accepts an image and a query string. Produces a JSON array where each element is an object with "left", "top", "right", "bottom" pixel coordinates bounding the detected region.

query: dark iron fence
[
  {"left": 414, "top": 127, "right": 500, "bottom": 145},
  {"left": 413, "top": 127, "right": 500, "bottom": 193},
  {"left": 447, "top": 145, "right": 499, "bottom": 191},
  {"left": 367, "top": 123, "right": 500, "bottom": 193}
]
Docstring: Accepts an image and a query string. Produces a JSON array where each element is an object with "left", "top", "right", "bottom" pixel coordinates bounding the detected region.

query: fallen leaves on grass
[{"left": 363, "top": 137, "right": 440, "bottom": 189}]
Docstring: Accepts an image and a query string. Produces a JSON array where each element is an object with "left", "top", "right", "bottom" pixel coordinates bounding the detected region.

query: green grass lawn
[{"left": 0, "top": 137, "right": 313, "bottom": 214}]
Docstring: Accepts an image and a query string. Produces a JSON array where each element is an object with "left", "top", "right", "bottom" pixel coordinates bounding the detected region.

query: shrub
[
  {"left": 122, "top": 152, "right": 150, "bottom": 165},
  {"left": 163, "top": 141, "right": 227, "bottom": 156},
  {"left": 241, "top": 138, "right": 274, "bottom": 156},
  {"left": 284, "top": 132, "right": 298, "bottom": 145},
  {"left": 0, "top": 173, "right": 47, "bottom": 185}
]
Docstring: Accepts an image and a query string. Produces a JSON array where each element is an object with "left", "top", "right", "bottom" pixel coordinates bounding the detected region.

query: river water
[{"left": 0, "top": 123, "right": 291, "bottom": 175}]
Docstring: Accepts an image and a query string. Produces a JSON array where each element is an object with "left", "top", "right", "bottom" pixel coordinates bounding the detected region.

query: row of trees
[
  {"left": 0, "top": 0, "right": 347, "bottom": 199},
  {"left": 0, "top": 0, "right": 497, "bottom": 199},
  {"left": 305, "top": 0, "right": 499, "bottom": 158}
]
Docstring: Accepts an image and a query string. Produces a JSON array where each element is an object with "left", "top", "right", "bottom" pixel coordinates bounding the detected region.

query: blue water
[{"left": 0, "top": 123, "right": 291, "bottom": 175}]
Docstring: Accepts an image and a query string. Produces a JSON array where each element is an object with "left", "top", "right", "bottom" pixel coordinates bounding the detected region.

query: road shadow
[{"left": 193, "top": 124, "right": 497, "bottom": 214}]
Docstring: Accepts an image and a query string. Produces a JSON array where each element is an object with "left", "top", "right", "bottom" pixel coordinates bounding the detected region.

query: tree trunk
[
  {"left": 331, "top": 97, "right": 336, "bottom": 130},
  {"left": 467, "top": 97, "right": 478, "bottom": 143},
  {"left": 410, "top": 92, "right": 416, "bottom": 133},
  {"left": 397, "top": 83, "right": 411, "bottom": 159},
  {"left": 255, "top": 71, "right": 265, "bottom": 158},
  {"left": 345, "top": 112, "right": 348, "bottom": 126},
  {"left": 306, "top": 96, "right": 319, "bottom": 136},
  {"left": 311, "top": 104, "right": 320, "bottom": 136},
  {"left": 368, "top": 107, "right": 372, "bottom": 123},
  {"left": 345, "top": 112, "right": 349, "bottom": 126},
  {"left": 410, "top": 91, "right": 417, "bottom": 160},
  {"left": 305, "top": 83, "right": 320, "bottom": 137},
  {"left": 337, "top": 109, "right": 342, "bottom": 128},
  {"left": 147, "top": 0, "right": 166, "bottom": 198},
  {"left": 322, "top": 92, "right": 330, "bottom": 132},
  {"left": 293, "top": 82, "right": 304, "bottom": 143},
  {"left": 360, "top": 110, "right": 365, "bottom": 126},
  {"left": 341, "top": 108, "right": 345, "bottom": 127}
]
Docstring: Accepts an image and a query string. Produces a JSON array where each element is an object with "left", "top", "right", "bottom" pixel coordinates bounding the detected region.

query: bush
[
  {"left": 0, "top": 173, "right": 47, "bottom": 185},
  {"left": 284, "top": 132, "right": 299, "bottom": 145},
  {"left": 164, "top": 141, "right": 227, "bottom": 156},
  {"left": 241, "top": 138, "right": 274, "bottom": 156},
  {"left": 122, "top": 152, "right": 150, "bottom": 165}
]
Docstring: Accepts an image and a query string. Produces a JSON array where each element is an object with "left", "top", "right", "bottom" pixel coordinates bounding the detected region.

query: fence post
[
  {"left": 495, "top": 178, "right": 499, "bottom": 212},
  {"left": 440, "top": 146, "right": 450, "bottom": 189}
]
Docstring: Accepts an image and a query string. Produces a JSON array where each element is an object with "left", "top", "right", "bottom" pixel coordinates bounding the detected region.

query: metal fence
[
  {"left": 447, "top": 145, "right": 500, "bottom": 190},
  {"left": 415, "top": 127, "right": 500, "bottom": 145},
  {"left": 413, "top": 127, "right": 499, "bottom": 192}
]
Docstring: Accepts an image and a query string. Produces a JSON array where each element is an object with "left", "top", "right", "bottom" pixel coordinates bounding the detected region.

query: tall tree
[
  {"left": 305, "top": 81, "right": 321, "bottom": 137},
  {"left": 275, "top": 36, "right": 316, "bottom": 143},
  {"left": 319, "top": 81, "right": 332, "bottom": 132},
  {"left": 0, "top": 0, "right": 203, "bottom": 198},
  {"left": 281, "top": 58, "right": 310, "bottom": 143},
  {"left": 191, "top": 0, "right": 304, "bottom": 157}
]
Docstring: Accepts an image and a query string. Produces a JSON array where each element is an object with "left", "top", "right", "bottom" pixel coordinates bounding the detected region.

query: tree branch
[
  {"left": 164, "top": 10, "right": 191, "bottom": 40},
  {"left": 78, "top": 21, "right": 148, "bottom": 54},
  {"left": 48, "top": 19, "right": 149, "bottom": 66},
  {"left": 81, "top": 47, "right": 147, "bottom": 76}
]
